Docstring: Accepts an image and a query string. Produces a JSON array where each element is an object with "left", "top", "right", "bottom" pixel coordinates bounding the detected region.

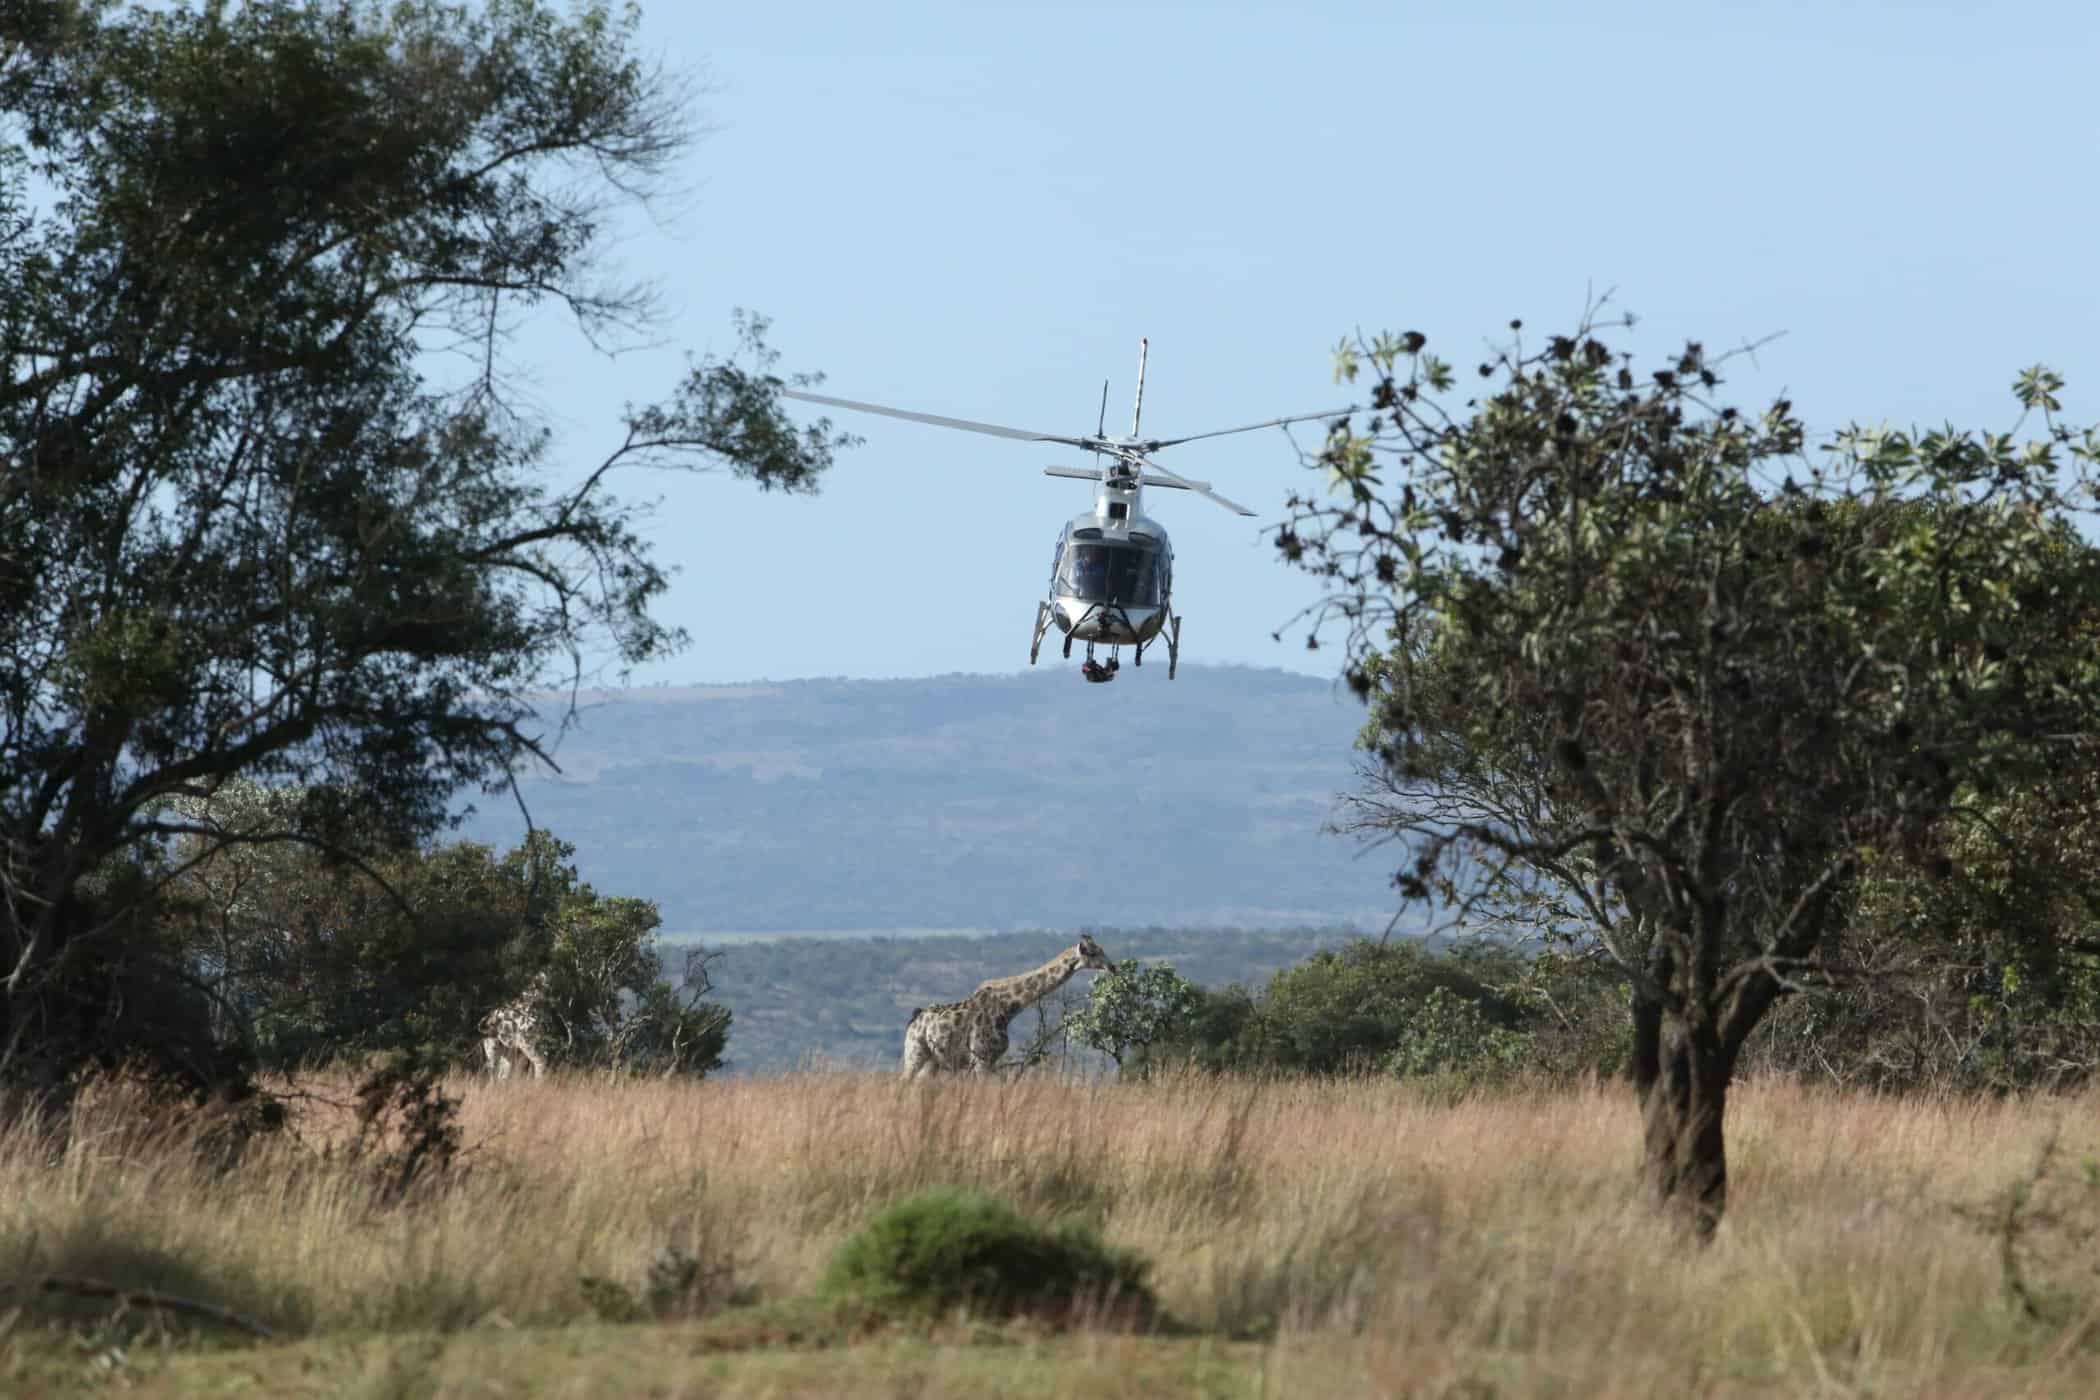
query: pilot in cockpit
[{"left": 1071, "top": 549, "right": 1108, "bottom": 598}]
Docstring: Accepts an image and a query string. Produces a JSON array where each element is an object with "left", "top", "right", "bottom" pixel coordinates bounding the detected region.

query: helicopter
[{"left": 781, "top": 339, "right": 1350, "bottom": 682}]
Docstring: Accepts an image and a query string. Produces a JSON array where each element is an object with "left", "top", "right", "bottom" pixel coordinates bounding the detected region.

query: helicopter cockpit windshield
[{"left": 1059, "top": 539, "right": 1162, "bottom": 607}]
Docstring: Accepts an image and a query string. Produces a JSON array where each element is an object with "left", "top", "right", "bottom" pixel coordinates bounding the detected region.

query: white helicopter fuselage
[{"left": 1043, "top": 480, "right": 1173, "bottom": 647}]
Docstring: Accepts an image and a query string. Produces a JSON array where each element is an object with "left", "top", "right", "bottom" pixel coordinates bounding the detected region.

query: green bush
[
  {"left": 1145, "top": 937, "right": 1634, "bottom": 1084},
  {"left": 1382, "top": 984, "right": 1529, "bottom": 1081},
  {"left": 1147, "top": 983, "right": 1262, "bottom": 1074},
  {"left": 1257, "top": 939, "right": 1525, "bottom": 1073},
  {"left": 820, "top": 1188, "right": 1155, "bottom": 1324},
  {"left": 1065, "top": 959, "right": 1202, "bottom": 1073}
]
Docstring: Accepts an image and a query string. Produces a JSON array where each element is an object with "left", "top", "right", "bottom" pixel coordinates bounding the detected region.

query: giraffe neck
[{"left": 976, "top": 948, "right": 1084, "bottom": 1025}]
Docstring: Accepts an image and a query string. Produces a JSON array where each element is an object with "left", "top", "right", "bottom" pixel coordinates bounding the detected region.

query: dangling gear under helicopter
[{"left": 782, "top": 339, "right": 1352, "bottom": 682}]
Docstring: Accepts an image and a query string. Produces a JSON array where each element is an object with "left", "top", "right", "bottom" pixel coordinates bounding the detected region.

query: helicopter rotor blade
[
  {"left": 1045, "top": 463, "right": 1224, "bottom": 493},
  {"left": 1134, "top": 456, "right": 1256, "bottom": 516},
  {"left": 780, "top": 388, "right": 1093, "bottom": 448},
  {"left": 1139, "top": 407, "right": 1357, "bottom": 452}
]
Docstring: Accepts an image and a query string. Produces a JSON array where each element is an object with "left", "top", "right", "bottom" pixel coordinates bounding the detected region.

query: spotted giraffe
[
  {"left": 901, "top": 935, "right": 1111, "bottom": 1078},
  {"left": 481, "top": 970, "right": 551, "bottom": 1080}
]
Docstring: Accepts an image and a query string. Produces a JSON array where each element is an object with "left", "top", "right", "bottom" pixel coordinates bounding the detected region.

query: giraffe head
[{"left": 1076, "top": 934, "right": 1109, "bottom": 971}]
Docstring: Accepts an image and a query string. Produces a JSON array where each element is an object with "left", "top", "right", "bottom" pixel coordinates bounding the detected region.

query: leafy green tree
[
  {"left": 1183, "top": 984, "right": 1262, "bottom": 1069},
  {"left": 1331, "top": 516, "right": 2100, "bottom": 1097},
  {"left": 0, "top": 0, "right": 848, "bottom": 1112},
  {"left": 163, "top": 803, "right": 729, "bottom": 1074},
  {"left": 1381, "top": 984, "right": 1528, "bottom": 1082},
  {"left": 1284, "top": 311, "right": 2100, "bottom": 1233},
  {"left": 607, "top": 947, "right": 732, "bottom": 1077},
  {"left": 522, "top": 844, "right": 731, "bottom": 1076},
  {"left": 1747, "top": 765, "right": 2100, "bottom": 1091},
  {"left": 1064, "top": 959, "right": 1201, "bottom": 1072},
  {"left": 1241, "top": 938, "right": 1526, "bottom": 1075}
]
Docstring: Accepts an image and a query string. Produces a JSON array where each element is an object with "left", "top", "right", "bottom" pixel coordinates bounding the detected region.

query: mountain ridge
[{"left": 453, "top": 664, "right": 1401, "bottom": 936}]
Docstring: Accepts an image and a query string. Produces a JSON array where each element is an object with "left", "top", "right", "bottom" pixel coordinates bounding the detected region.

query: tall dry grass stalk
[{"left": 5, "top": 1069, "right": 2098, "bottom": 1392}]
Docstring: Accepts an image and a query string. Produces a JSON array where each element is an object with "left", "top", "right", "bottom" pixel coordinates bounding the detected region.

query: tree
[
  {"left": 1064, "top": 958, "right": 1200, "bottom": 1072},
  {"left": 1747, "top": 763, "right": 2100, "bottom": 1091},
  {"left": 1282, "top": 309, "right": 2100, "bottom": 1233},
  {"left": 160, "top": 798, "right": 730, "bottom": 1074},
  {"left": 520, "top": 841, "right": 732, "bottom": 1076},
  {"left": 0, "top": 0, "right": 850, "bottom": 1114},
  {"left": 607, "top": 945, "right": 731, "bottom": 1077}
]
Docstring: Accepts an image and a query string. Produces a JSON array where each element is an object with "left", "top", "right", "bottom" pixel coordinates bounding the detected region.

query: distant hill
[{"left": 452, "top": 665, "right": 1404, "bottom": 936}]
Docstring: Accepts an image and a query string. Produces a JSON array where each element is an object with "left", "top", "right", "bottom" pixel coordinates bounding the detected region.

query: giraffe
[
  {"left": 901, "top": 935, "right": 1111, "bottom": 1078},
  {"left": 481, "top": 970, "right": 551, "bottom": 1080}
]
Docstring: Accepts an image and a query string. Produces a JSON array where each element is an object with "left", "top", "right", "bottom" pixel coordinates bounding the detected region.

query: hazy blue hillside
[{"left": 454, "top": 665, "right": 1402, "bottom": 936}]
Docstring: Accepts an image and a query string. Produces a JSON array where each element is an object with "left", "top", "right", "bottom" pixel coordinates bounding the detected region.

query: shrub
[
  {"left": 1382, "top": 984, "right": 1529, "bottom": 1082},
  {"left": 1065, "top": 959, "right": 1202, "bottom": 1073},
  {"left": 819, "top": 1188, "right": 1155, "bottom": 1325},
  {"left": 1239, "top": 938, "right": 1528, "bottom": 1075},
  {"left": 1148, "top": 983, "right": 1262, "bottom": 1073}
]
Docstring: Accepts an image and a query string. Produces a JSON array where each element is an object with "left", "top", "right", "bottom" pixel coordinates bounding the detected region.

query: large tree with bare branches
[
  {"left": 1281, "top": 310, "right": 2100, "bottom": 1234},
  {"left": 0, "top": 0, "right": 850, "bottom": 1113}
]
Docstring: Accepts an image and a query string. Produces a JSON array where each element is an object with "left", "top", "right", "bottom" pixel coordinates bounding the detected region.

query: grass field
[{"left": 4, "top": 1069, "right": 2098, "bottom": 1397}]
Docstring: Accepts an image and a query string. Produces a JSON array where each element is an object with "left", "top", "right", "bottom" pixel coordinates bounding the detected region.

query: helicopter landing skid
[
  {"left": 1129, "top": 612, "right": 1182, "bottom": 680},
  {"left": 1029, "top": 601, "right": 1052, "bottom": 665}
]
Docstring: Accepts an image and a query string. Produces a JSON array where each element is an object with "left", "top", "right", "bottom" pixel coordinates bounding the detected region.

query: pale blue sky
[{"left": 515, "top": 0, "right": 2100, "bottom": 686}]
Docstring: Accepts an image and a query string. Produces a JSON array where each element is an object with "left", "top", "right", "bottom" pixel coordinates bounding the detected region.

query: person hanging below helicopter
[{"left": 1081, "top": 657, "right": 1112, "bottom": 683}]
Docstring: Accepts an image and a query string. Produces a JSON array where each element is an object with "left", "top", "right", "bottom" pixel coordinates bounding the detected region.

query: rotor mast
[
  {"left": 1131, "top": 337, "right": 1148, "bottom": 438},
  {"left": 1099, "top": 338, "right": 1150, "bottom": 520}
]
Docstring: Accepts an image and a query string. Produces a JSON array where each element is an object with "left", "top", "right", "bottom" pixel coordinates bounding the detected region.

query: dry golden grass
[{"left": 4, "top": 1068, "right": 2099, "bottom": 1396}]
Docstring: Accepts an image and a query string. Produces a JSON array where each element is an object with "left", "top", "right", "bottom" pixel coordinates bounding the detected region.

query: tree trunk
[{"left": 1631, "top": 992, "right": 1731, "bottom": 1239}]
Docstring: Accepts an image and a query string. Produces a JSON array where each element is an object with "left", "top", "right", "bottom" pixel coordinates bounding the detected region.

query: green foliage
[
  {"left": 820, "top": 1188, "right": 1154, "bottom": 1324},
  {"left": 1137, "top": 936, "right": 1619, "bottom": 1088},
  {"left": 1503, "top": 949, "right": 1633, "bottom": 1080},
  {"left": 1240, "top": 939, "right": 1527, "bottom": 1076},
  {"left": 160, "top": 797, "right": 730, "bottom": 1074},
  {"left": 1167, "top": 983, "right": 1263, "bottom": 1074},
  {"left": 1380, "top": 985, "right": 1528, "bottom": 1082},
  {"left": 609, "top": 961, "right": 733, "bottom": 1077},
  {"left": 1064, "top": 959, "right": 1201, "bottom": 1071},
  {"left": 1744, "top": 764, "right": 2100, "bottom": 1092},
  {"left": 0, "top": 0, "right": 841, "bottom": 1105},
  {"left": 1290, "top": 303, "right": 2100, "bottom": 1222}
]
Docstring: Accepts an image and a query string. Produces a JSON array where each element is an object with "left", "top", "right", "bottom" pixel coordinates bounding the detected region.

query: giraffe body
[
  {"left": 481, "top": 972, "right": 550, "bottom": 1080},
  {"left": 901, "top": 936, "right": 1110, "bottom": 1077}
]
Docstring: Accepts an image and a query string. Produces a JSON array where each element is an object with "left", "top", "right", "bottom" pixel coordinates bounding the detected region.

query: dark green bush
[
  {"left": 1381, "top": 984, "right": 1528, "bottom": 1080},
  {"left": 1144, "top": 937, "right": 1634, "bottom": 1086},
  {"left": 820, "top": 1188, "right": 1155, "bottom": 1324},
  {"left": 1144, "top": 983, "right": 1261, "bottom": 1074}
]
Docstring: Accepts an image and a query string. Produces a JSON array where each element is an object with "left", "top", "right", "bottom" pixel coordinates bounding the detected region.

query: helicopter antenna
[
  {"left": 1097, "top": 379, "right": 1109, "bottom": 438},
  {"left": 1130, "top": 337, "right": 1149, "bottom": 437}
]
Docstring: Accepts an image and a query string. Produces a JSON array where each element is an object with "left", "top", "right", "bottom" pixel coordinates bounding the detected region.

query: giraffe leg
[
  {"left": 521, "top": 1042, "right": 547, "bottom": 1080},
  {"left": 969, "top": 1024, "right": 1008, "bottom": 1075},
  {"left": 901, "top": 1025, "right": 922, "bottom": 1078}
]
